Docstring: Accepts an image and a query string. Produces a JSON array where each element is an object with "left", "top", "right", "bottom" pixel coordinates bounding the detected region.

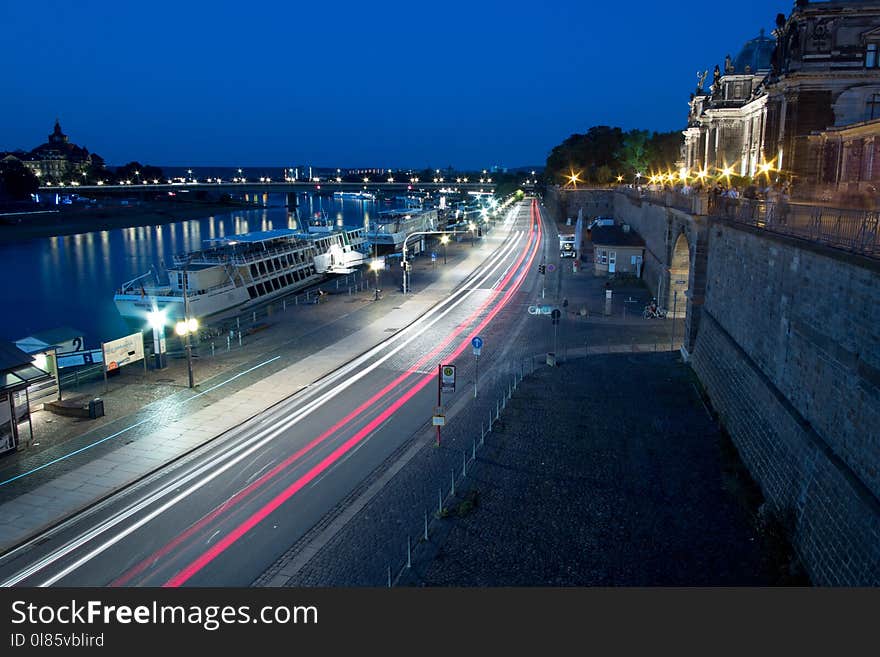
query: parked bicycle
[{"left": 643, "top": 299, "right": 667, "bottom": 319}]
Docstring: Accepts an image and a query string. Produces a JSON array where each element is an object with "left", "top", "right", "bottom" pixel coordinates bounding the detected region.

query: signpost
[
  {"left": 437, "top": 364, "right": 456, "bottom": 446},
  {"left": 551, "top": 308, "right": 561, "bottom": 360},
  {"left": 472, "top": 336, "right": 483, "bottom": 398}
]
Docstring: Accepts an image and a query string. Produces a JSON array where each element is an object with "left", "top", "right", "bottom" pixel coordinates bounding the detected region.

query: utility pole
[{"left": 183, "top": 261, "right": 194, "bottom": 389}]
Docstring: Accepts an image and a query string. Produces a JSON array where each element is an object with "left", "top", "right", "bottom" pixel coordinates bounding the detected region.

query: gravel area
[{"left": 397, "top": 352, "right": 790, "bottom": 586}]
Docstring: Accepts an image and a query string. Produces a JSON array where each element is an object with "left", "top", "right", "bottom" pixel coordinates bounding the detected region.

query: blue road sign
[{"left": 471, "top": 336, "right": 483, "bottom": 349}]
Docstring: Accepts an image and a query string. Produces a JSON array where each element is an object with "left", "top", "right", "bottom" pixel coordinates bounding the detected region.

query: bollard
[
  {"left": 488, "top": 410, "right": 493, "bottom": 431},
  {"left": 227, "top": 336, "right": 231, "bottom": 351},
  {"left": 462, "top": 451, "right": 467, "bottom": 477},
  {"left": 211, "top": 342, "right": 215, "bottom": 357},
  {"left": 336, "top": 279, "right": 339, "bottom": 289},
  {"left": 496, "top": 401, "right": 500, "bottom": 420},
  {"left": 283, "top": 299, "right": 286, "bottom": 311},
  {"left": 481, "top": 423, "right": 485, "bottom": 442},
  {"left": 387, "top": 566, "right": 392, "bottom": 588},
  {"left": 472, "top": 440, "right": 476, "bottom": 461},
  {"left": 451, "top": 468, "right": 456, "bottom": 496},
  {"left": 424, "top": 510, "right": 429, "bottom": 541},
  {"left": 295, "top": 295, "right": 298, "bottom": 305},
  {"left": 407, "top": 536, "right": 411, "bottom": 569},
  {"left": 438, "top": 488, "right": 443, "bottom": 515},
  {"left": 238, "top": 331, "right": 242, "bottom": 347}
]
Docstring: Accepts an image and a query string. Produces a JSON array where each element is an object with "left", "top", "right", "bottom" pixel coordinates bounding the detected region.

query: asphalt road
[{"left": 0, "top": 199, "right": 544, "bottom": 586}]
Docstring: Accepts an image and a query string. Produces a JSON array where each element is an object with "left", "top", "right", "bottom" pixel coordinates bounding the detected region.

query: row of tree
[{"left": 544, "top": 126, "right": 683, "bottom": 185}]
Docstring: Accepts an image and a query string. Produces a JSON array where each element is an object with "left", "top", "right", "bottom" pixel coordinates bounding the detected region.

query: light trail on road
[
  {"left": 162, "top": 200, "right": 542, "bottom": 586},
  {"left": 0, "top": 200, "right": 543, "bottom": 587}
]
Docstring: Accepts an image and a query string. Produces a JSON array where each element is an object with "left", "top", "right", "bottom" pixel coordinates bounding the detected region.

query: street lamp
[
  {"left": 174, "top": 264, "right": 197, "bottom": 388},
  {"left": 147, "top": 309, "right": 167, "bottom": 369},
  {"left": 440, "top": 234, "right": 449, "bottom": 264},
  {"left": 370, "top": 258, "right": 383, "bottom": 300}
]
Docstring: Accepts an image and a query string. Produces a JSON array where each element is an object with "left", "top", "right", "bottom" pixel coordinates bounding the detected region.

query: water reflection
[{"left": 0, "top": 193, "right": 380, "bottom": 345}]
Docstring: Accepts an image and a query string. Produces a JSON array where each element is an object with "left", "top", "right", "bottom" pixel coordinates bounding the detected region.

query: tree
[
  {"left": 595, "top": 165, "right": 614, "bottom": 184},
  {"left": 0, "top": 159, "right": 39, "bottom": 201},
  {"left": 113, "top": 161, "right": 165, "bottom": 184},
  {"left": 545, "top": 126, "right": 684, "bottom": 184},
  {"left": 616, "top": 129, "right": 651, "bottom": 177},
  {"left": 645, "top": 131, "right": 684, "bottom": 174},
  {"left": 545, "top": 126, "right": 625, "bottom": 184}
]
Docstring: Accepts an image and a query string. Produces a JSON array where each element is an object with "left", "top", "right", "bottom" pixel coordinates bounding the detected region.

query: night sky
[{"left": 2, "top": 0, "right": 792, "bottom": 170}]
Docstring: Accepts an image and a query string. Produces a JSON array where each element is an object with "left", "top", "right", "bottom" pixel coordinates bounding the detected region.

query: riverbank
[{"left": 0, "top": 199, "right": 262, "bottom": 243}]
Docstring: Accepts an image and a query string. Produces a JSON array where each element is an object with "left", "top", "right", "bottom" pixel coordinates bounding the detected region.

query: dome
[{"left": 732, "top": 29, "right": 775, "bottom": 74}]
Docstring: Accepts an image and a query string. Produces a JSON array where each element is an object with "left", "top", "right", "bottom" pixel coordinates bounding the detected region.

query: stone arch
[{"left": 668, "top": 232, "right": 691, "bottom": 318}]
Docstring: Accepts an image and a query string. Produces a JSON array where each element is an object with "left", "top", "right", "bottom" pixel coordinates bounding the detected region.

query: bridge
[{"left": 39, "top": 180, "right": 497, "bottom": 196}]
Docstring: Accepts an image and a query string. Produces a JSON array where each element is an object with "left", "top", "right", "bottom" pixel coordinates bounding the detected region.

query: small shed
[
  {"left": 590, "top": 224, "right": 646, "bottom": 277},
  {"left": 0, "top": 341, "right": 51, "bottom": 454}
]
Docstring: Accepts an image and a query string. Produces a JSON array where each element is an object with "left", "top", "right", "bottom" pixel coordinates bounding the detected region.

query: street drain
[{"left": 385, "top": 328, "right": 398, "bottom": 332}]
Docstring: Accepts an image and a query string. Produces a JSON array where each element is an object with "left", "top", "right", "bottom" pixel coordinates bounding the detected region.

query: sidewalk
[{"left": 0, "top": 218, "right": 516, "bottom": 552}]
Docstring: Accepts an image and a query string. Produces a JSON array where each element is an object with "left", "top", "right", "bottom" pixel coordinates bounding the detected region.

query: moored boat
[{"left": 113, "top": 227, "right": 369, "bottom": 324}]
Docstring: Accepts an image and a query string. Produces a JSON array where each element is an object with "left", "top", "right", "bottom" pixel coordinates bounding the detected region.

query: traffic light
[{"left": 538, "top": 264, "right": 546, "bottom": 275}]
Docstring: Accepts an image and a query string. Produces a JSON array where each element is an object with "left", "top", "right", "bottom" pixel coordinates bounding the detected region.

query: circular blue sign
[{"left": 472, "top": 336, "right": 483, "bottom": 349}]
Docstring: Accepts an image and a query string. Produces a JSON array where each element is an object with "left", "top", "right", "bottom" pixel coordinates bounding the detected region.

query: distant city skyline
[{"left": 1, "top": 0, "right": 791, "bottom": 169}]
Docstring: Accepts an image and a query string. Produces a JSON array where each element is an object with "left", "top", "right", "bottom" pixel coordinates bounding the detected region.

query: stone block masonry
[
  {"left": 543, "top": 187, "right": 613, "bottom": 225},
  {"left": 691, "top": 223, "right": 880, "bottom": 585}
]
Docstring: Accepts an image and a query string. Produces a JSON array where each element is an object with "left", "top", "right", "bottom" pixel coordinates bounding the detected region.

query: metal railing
[
  {"left": 618, "top": 186, "right": 699, "bottom": 214},
  {"left": 707, "top": 197, "right": 880, "bottom": 258},
  {"left": 618, "top": 186, "right": 880, "bottom": 259}
]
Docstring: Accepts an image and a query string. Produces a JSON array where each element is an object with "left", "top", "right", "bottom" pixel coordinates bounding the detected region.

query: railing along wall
[{"left": 616, "top": 186, "right": 880, "bottom": 259}]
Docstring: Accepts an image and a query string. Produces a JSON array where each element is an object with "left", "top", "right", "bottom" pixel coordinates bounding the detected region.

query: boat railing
[{"left": 119, "top": 271, "right": 155, "bottom": 294}]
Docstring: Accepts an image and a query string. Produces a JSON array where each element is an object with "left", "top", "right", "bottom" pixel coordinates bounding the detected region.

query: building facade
[
  {"left": 14, "top": 120, "right": 103, "bottom": 183},
  {"left": 684, "top": 1, "right": 880, "bottom": 197}
]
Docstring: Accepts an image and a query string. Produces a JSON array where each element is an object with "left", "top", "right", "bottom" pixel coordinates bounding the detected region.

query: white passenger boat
[
  {"left": 366, "top": 208, "right": 438, "bottom": 250},
  {"left": 113, "top": 227, "right": 368, "bottom": 323}
]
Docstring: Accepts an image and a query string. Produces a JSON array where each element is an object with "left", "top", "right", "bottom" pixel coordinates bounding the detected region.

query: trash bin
[{"left": 88, "top": 397, "right": 104, "bottom": 419}]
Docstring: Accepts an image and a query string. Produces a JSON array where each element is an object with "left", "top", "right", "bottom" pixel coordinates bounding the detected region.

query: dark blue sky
[{"left": 1, "top": 0, "right": 792, "bottom": 170}]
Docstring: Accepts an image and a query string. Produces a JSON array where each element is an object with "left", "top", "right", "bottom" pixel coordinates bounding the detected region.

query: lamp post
[
  {"left": 147, "top": 309, "right": 167, "bottom": 369},
  {"left": 401, "top": 231, "right": 447, "bottom": 295},
  {"left": 370, "top": 258, "right": 382, "bottom": 301},
  {"left": 174, "top": 262, "right": 198, "bottom": 388}
]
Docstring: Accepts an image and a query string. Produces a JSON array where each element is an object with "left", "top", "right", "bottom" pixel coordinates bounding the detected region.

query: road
[{"left": 0, "top": 199, "right": 545, "bottom": 587}]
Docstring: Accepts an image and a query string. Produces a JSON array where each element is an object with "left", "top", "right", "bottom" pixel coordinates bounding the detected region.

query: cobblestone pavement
[{"left": 397, "top": 352, "right": 785, "bottom": 586}]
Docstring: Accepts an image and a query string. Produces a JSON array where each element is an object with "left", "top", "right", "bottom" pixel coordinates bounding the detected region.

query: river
[{"left": 0, "top": 194, "right": 383, "bottom": 346}]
